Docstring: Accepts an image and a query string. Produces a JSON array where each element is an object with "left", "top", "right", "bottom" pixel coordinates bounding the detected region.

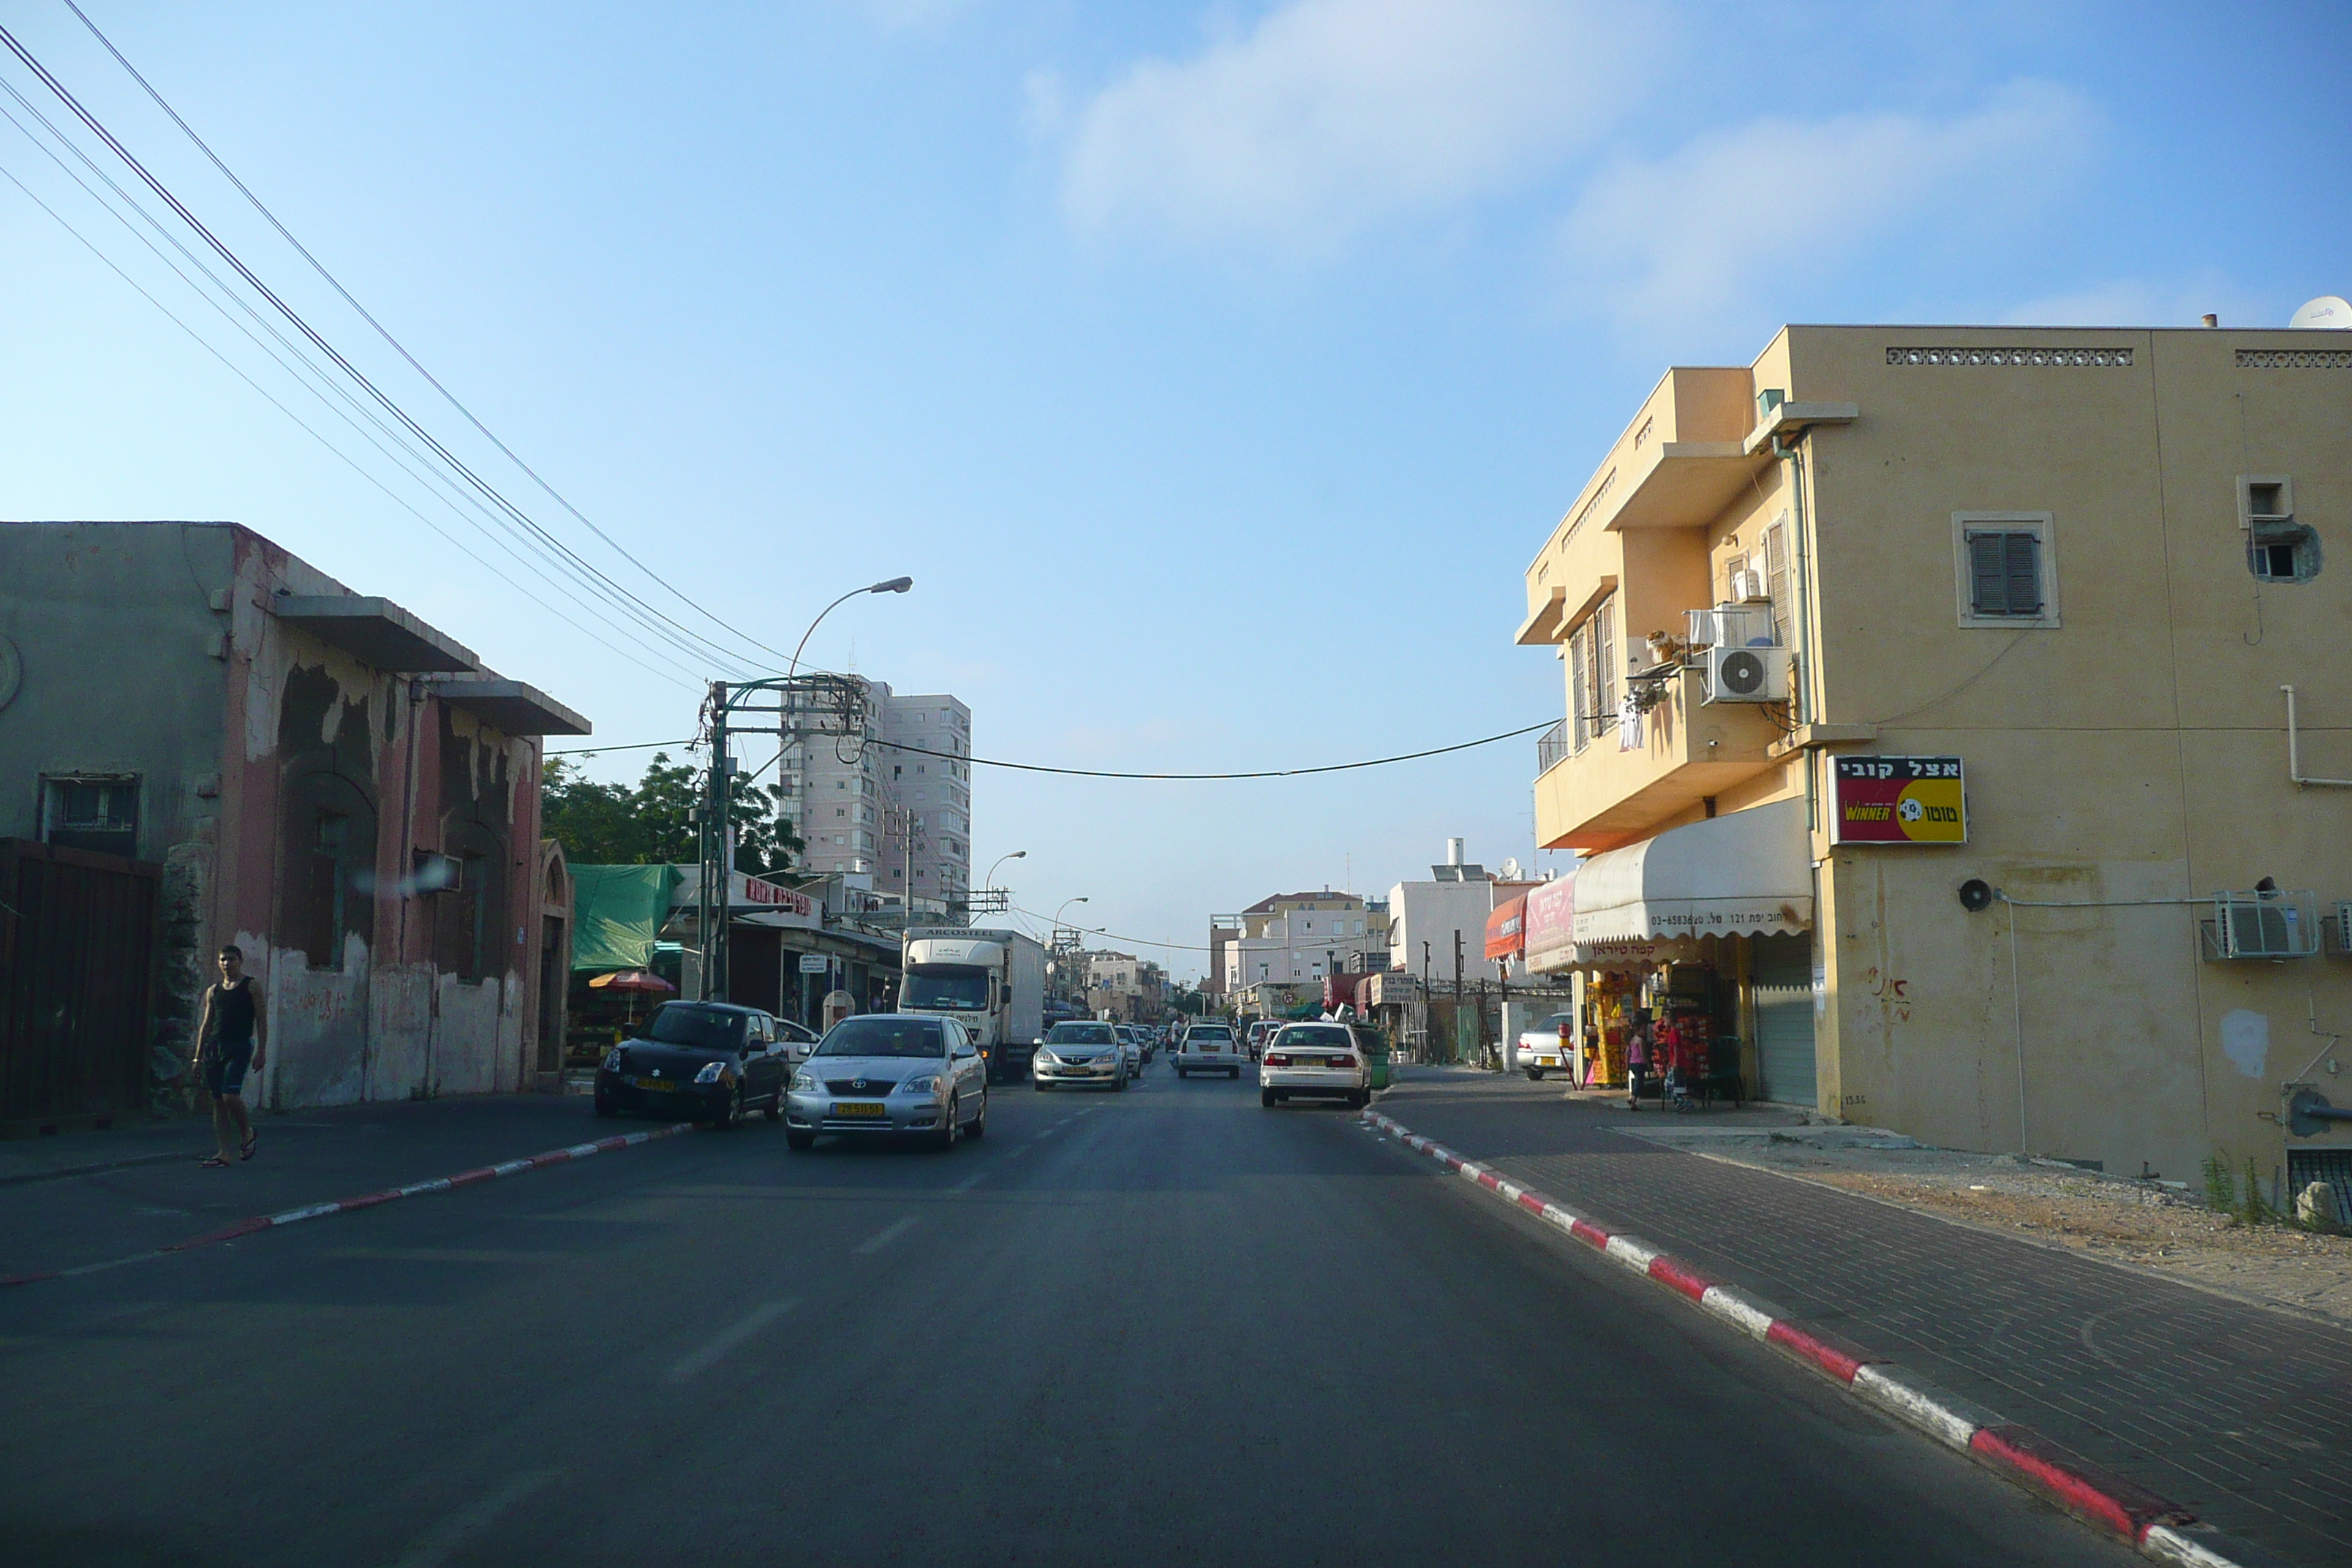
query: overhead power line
[
  {"left": 57, "top": 0, "right": 800, "bottom": 672},
  {"left": 551, "top": 719, "right": 1550, "bottom": 774},
  {"left": 0, "top": 18, "right": 772, "bottom": 679}
]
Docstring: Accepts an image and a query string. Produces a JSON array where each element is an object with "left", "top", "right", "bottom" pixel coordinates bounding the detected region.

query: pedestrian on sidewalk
[{"left": 194, "top": 945, "right": 266, "bottom": 1168}]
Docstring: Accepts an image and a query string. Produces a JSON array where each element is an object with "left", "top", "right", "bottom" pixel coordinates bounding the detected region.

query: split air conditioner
[
  {"left": 1703, "top": 644, "right": 1788, "bottom": 704},
  {"left": 2211, "top": 891, "right": 2319, "bottom": 960}
]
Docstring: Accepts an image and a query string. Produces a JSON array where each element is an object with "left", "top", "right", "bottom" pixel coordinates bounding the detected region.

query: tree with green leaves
[{"left": 543, "top": 753, "right": 802, "bottom": 875}]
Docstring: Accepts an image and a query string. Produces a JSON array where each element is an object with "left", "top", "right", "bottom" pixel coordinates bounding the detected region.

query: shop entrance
[{"left": 1750, "top": 932, "right": 1815, "bottom": 1107}]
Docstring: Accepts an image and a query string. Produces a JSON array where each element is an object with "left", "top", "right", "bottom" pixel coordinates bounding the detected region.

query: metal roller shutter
[{"left": 1749, "top": 933, "right": 1816, "bottom": 1108}]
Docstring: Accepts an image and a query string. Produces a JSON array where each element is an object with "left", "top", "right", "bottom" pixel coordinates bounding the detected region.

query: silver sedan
[
  {"left": 1032, "top": 1021, "right": 1130, "bottom": 1091},
  {"left": 784, "top": 1014, "right": 988, "bottom": 1150}
]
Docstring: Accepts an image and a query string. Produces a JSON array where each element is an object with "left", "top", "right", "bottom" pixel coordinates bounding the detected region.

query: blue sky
[{"left": 3, "top": 1, "right": 2343, "bottom": 978}]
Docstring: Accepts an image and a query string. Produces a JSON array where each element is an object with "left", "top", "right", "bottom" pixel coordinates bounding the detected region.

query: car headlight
[
  {"left": 791, "top": 1068, "right": 819, "bottom": 1093},
  {"left": 694, "top": 1060, "right": 730, "bottom": 1086},
  {"left": 899, "top": 1074, "right": 943, "bottom": 1098},
  {"left": 602, "top": 1047, "right": 623, "bottom": 1072},
  {"left": 1033, "top": 1050, "right": 1058, "bottom": 1068}
]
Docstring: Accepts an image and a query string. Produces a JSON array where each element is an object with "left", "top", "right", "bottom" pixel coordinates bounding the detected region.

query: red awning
[{"left": 1484, "top": 893, "right": 1528, "bottom": 962}]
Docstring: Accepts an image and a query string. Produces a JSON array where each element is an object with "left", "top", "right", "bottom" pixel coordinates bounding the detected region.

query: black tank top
[{"left": 211, "top": 978, "right": 256, "bottom": 1044}]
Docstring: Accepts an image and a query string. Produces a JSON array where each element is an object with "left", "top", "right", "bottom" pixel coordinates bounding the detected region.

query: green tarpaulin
[{"left": 570, "top": 864, "right": 680, "bottom": 973}]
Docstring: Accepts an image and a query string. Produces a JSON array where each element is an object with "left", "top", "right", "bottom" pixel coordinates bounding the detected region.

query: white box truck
[{"left": 899, "top": 927, "right": 1046, "bottom": 1083}]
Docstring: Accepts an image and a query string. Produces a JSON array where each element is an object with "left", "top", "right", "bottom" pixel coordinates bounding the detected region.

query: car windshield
[
  {"left": 817, "top": 1017, "right": 947, "bottom": 1058},
  {"left": 1276, "top": 1025, "right": 1352, "bottom": 1047},
  {"left": 1049, "top": 1023, "right": 1115, "bottom": 1044},
  {"left": 642, "top": 1005, "right": 747, "bottom": 1049},
  {"left": 902, "top": 964, "right": 990, "bottom": 1010}
]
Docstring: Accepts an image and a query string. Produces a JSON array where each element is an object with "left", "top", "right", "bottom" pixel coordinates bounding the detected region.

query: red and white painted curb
[
  {"left": 1360, "top": 1107, "right": 2279, "bottom": 1568},
  {"left": 0, "top": 1121, "right": 695, "bottom": 1289}
]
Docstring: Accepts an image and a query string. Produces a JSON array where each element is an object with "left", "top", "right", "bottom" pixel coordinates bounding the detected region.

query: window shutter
[
  {"left": 1763, "top": 523, "right": 1791, "bottom": 647},
  {"left": 1569, "top": 620, "right": 1592, "bottom": 750},
  {"left": 1594, "top": 596, "right": 1617, "bottom": 723},
  {"left": 2003, "top": 533, "right": 2042, "bottom": 615},
  {"left": 1969, "top": 532, "right": 2008, "bottom": 614}
]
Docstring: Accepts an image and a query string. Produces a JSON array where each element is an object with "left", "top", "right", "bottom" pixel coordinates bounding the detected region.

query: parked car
[
  {"left": 595, "top": 1001, "right": 791, "bottom": 1128},
  {"left": 1245, "top": 1019, "right": 1277, "bottom": 1059},
  {"left": 1033, "top": 1020, "right": 1131, "bottom": 1090},
  {"left": 1175, "top": 1021, "right": 1241, "bottom": 1079},
  {"left": 783, "top": 1014, "right": 987, "bottom": 1151},
  {"left": 1513, "top": 1011, "right": 1577, "bottom": 1080},
  {"left": 1115, "top": 1028, "right": 1143, "bottom": 1077},
  {"left": 776, "top": 1018, "right": 821, "bottom": 1065},
  {"left": 1260, "top": 1021, "right": 1371, "bottom": 1109}
]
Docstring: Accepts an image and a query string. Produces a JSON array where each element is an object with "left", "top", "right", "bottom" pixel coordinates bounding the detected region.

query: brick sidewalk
[{"left": 1377, "top": 1069, "right": 2352, "bottom": 1568}]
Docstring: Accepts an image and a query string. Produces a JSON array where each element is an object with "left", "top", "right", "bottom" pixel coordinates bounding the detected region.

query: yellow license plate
[
  {"left": 831, "top": 1102, "right": 888, "bottom": 1118},
  {"left": 635, "top": 1077, "right": 676, "bottom": 1091}
]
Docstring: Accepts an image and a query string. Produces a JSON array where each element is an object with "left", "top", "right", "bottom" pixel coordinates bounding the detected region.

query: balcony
[{"left": 1532, "top": 668, "right": 1784, "bottom": 853}]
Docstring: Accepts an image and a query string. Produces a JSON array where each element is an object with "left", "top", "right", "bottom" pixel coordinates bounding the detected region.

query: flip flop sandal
[
  {"left": 199, "top": 1156, "right": 230, "bottom": 1168},
  {"left": 240, "top": 1132, "right": 258, "bottom": 1161}
]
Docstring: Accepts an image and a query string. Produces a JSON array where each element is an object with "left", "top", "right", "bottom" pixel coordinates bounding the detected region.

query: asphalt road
[{"left": 0, "top": 1064, "right": 2139, "bottom": 1567}]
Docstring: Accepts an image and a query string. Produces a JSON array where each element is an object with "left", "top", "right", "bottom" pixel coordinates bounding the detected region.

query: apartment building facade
[
  {"left": 1517, "top": 321, "right": 2352, "bottom": 1186},
  {"left": 780, "top": 678, "right": 972, "bottom": 903},
  {"left": 1218, "top": 889, "right": 1387, "bottom": 992}
]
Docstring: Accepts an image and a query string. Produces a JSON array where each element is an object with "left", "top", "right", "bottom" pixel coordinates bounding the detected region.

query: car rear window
[{"left": 1275, "top": 1025, "right": 1351, "bottom": 1047}]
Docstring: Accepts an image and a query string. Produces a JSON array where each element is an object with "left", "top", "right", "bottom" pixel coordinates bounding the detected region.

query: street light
[
  {"left": 984, "top": 850, "right": 1028, "bottom": 886},
  {"left": 788, "top": 576, "right": 915, "bottom": 678}
]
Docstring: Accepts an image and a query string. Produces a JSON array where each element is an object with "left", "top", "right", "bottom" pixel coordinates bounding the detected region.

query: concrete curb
[
  {"left": 0, "top": 1121, "right": 696, "bottom": 1289},
  {"left": 1361, "top": 1107, "right": 2290, "bottom": 1568}
]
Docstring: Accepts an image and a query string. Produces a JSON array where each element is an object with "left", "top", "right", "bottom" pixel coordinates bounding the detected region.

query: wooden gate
[{"left": 0, "top": 839, "right": 161, "bottom": 1128}]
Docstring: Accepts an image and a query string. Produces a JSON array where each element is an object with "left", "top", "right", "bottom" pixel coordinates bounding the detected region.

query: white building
[
  {"left": 1218, "top": 890, "right": 1385, "bottom": 992},
  {"left": 1387, "top": 840, "right": 1532, "bottom": 984},
  {"left": 780, "top": 678, "right": 972, "bottom": 901}
]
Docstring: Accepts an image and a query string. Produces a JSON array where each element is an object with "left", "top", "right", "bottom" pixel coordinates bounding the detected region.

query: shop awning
[
  {"left": 1484, "top": 894, "right": 1527, "bottom": 962},
  {"left": 1522, "top": 876, "right": 1577, "bottom": 973},
  {"left": 570, "top": 864, "right": 681, "bottom": 972},
  {"left": 1571, "top": 796, "right": 1811, "bottom": 945}
]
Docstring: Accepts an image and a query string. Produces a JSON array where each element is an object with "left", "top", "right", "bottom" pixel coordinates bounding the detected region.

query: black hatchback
[{"left": 594, "top": 1001, "right": 791, "bottom": 1128}]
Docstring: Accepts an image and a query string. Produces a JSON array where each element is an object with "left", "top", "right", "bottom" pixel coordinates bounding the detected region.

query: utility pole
[
  {"left": 1452, "top": 930, "right": 1465, "bottom": 1067},
  {"left": 699, "top": 680, "right": 732, "bottom": 1002}
]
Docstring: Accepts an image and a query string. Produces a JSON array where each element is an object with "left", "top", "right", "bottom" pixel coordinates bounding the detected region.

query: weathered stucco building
[
  {"left": 1518, "top": 323, "right": 2352, "bottom": 1191},
  {"left": 0, "top": 521, "right": 587, "bottom": 1117}
]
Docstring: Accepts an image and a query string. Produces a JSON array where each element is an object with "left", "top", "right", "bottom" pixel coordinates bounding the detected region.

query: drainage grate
[{"left": 2287, "top": 1148, "right": 2352, "bottom": 1201}]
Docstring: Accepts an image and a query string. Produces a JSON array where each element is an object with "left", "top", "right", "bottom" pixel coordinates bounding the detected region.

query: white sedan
[
  {"left": 1514, "top": 1011, "right": 1576, "bottom": 1080},
  {"left": 1259, "top": 1022, "right": 1369, "bottom": 1109}
]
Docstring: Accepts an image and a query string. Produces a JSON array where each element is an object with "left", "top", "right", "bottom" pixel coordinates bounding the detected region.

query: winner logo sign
[{"left": 1832, "top": 756, "right": 1966, "bottom": 845}]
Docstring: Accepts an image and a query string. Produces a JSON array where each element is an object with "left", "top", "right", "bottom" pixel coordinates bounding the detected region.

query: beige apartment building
[{"left": 1518, "top": 321, "right": 2352, "bottom": 1188}]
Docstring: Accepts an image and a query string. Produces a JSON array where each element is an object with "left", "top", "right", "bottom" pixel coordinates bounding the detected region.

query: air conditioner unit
[
  {"left": 1703, "top": 644, "right": 1788, "bottom": 704},
  {"left": 2331, "top": 901, "right": 2352, "bottom": 954},
  {"left": 2212, "top": 892, "right": 2318, "bottom": 959},
  {"left": 1686, "top": 604, "right": 1776, "bottom": 653}
]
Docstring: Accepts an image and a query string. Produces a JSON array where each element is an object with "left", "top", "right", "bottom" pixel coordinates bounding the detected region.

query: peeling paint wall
[{"left": 2, "top": 522, "right": 551, "bottom": 1111}]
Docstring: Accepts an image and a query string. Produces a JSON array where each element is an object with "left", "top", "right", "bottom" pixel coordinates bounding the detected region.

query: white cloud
[
  {"left": 1059, "top": 0, "right": 1659, "bottom": 254},
  {"left": 1559, "top": 80, "right": 2097, "bottom": 332}
]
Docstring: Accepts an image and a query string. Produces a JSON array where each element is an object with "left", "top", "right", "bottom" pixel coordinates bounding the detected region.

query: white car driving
[
  {"left": 1259, "top": 1022, "right": 1370, "bottom": 1108},
  {"left": 1175, "top": 1021, "right": 1240, "bottom": 1079}
]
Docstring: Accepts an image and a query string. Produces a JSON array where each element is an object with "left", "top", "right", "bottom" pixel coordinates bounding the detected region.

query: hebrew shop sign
[{"left": 1831, "top": 755, "right": 1966, "bottom": 845}]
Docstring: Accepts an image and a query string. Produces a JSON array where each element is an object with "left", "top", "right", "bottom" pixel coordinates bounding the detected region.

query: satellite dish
[
  {"left": 2289, "top": 296, "right": 2351, "bottom": 330},
  {"left": 1499, "top": 857, "right": 1523, "bottom": 881}
]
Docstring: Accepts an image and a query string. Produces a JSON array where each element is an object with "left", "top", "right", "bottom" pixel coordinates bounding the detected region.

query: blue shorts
[{"left": 203, "top": 1039, "right": 254, "bottom": 1098}]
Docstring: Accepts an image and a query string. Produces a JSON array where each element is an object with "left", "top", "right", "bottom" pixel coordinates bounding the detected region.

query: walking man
[{"left": 194, "top": 945, "right": 265, "bottom": 1167}]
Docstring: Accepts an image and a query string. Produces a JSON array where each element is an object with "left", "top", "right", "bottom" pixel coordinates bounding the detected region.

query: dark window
[
  {"left": 304, "top": 811, "right": 352, "bottom": 969},
  {"left": 45, "top": 778, "right": 137, "bottom": 858},
  {"left": 1967, "top": 530, "right": 2044, "bottom": 617},
  {"left": 2250, "top": 524, "right": 2321, "bottom": 584}
]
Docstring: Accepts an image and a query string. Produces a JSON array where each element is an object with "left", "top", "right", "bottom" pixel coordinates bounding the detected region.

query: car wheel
[
  {"left": 593, "top": 1094, "right": 618, "bottom": 1119},
  {"left": 709, "top": 1085, "right": 744, "bottom": 1130},
  {"left": 934, "top": 1101, "right": 960, "bottom": 1152},
  {"left": 1261, "top": 1088, "right": 1275, "bottom": 1107},
  {"left": 1115, "top": 1072, "right": 1129, "bottom": 1092},
  {"left": 1525, "top": 1068, "right": 1545, "bottom": 1081},
  {"left": 968, "top": 1092, "right": 988, "bottom": 1139},
  {"left": 785, "top": 1130, "right": 815, "bottom": 1152},
  {"left": 763, "top": 1088, "right": 785, "bottom": 1121}
]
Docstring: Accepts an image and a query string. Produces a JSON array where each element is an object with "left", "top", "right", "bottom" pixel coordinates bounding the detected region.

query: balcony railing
[{"left": 1535, "top": 718, "right": 1570, "bottom": 774}]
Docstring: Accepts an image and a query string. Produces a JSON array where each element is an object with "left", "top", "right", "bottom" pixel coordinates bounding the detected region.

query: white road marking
[
  {"left": 389, "top": 1469, "right": 561, "bottom": 1568},
  {"left": 855, "top": 1215, "right": 919, "bottom": 1256},
  {"left": 326, "top": 1248, "right": 559, "bottom": 1264},
  {"left": 949, "top": 1169, "right": 988, "bottom": 1192},
  {"left": 663, "top": 1299, "right": 797, "bottom": 1383}
]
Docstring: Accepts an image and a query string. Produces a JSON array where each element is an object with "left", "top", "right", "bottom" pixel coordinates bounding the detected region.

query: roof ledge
[
  {"left": 1515, "top": 587, "right": 1569, "bottom": 647},
  {"left": 1743, "top": 402, "right": 1861, "bottom": 456},
  {"left": 423, "top": 674, "right": 592, "bottom": 737},
  {"left": 272, "top": 595, "right": 478, "bottom": 672}
]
